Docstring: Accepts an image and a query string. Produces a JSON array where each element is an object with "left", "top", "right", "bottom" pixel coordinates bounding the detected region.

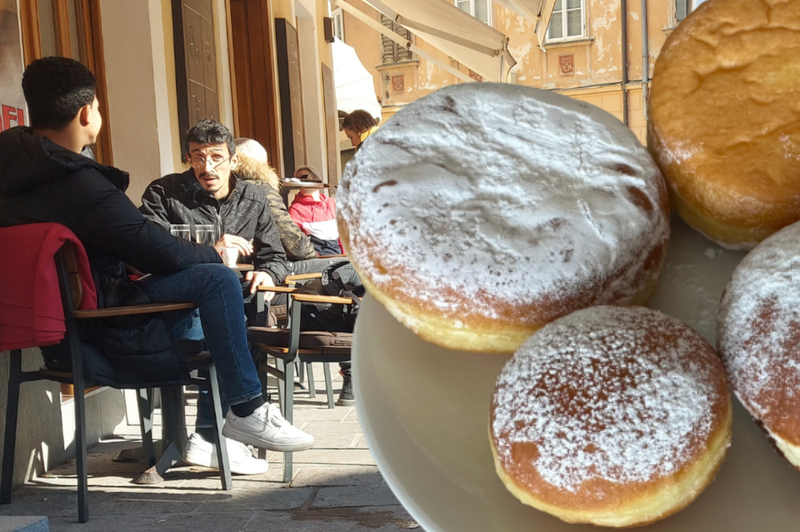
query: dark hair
[
  {"left": 184, "top": 119, "right": 236, "bottom": 157},
  {"left": 22, "top": 57, "right": 97, "bottom": 129},
  {"left": 342, "top": 110, "right": 377, "bottom": 134}
]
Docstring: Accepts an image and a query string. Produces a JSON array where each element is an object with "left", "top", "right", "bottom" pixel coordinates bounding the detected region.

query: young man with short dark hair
[{"left": 0, "top": 57, "right": 314, "bottom": 476}]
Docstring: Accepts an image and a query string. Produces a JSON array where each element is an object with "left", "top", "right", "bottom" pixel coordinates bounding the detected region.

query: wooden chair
[
  {"left": 248, "top": 285, "right": 353, "bottom": 482},
  {"left": 0, "top": 238, "right": 231, "bottom": 523}
]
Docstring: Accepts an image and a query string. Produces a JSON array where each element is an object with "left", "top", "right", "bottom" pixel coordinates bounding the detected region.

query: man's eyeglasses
[{"left": 189, "top": 155, "right": 232, "bottom": 170}]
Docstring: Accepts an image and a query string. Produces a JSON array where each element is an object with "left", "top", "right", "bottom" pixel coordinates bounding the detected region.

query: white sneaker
[
  {"left": 182, "top": 432, "right": 269, "bottom": 475},
  {"left": 222, "top": 403, "right": 315, "bottom": 452}
]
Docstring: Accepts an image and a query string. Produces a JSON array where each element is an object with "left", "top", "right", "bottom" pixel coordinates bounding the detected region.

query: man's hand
[
  {"left": 214, "top": 234, "right": 253, "bottom": 256},
  {"left": 245, "top": 270, "right": 276, "bottom": 299}
]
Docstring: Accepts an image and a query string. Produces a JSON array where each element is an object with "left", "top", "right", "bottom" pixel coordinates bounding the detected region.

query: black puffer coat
[
  {"left": 139, "top": 169, "right": 291, "bottom": 283},
  {"left": 0, "top": 127, "right": 221, "bottom": 386},
  {"left": 0, "top": 127, "right": 220, "bottom": 298}
]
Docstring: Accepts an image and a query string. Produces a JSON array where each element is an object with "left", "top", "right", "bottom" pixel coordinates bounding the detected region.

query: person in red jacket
[{"left": 287, "top": 166, "right": 342, "bottom": 256}]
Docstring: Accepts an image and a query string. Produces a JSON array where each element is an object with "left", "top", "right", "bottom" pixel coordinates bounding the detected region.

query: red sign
[
  {"left": 0, "top": 0, "right": 26, "bottom": 131},
  {"left": 1, "top": 104, "right": 24, "bottom": 131}
]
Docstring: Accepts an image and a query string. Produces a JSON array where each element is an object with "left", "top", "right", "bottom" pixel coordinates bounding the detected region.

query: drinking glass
[
  {"left": 195, "top": 224, "right": 217, "bottom": 245},
  {"left": 169, "top": 224, "right": 191, "bottom": 240}
]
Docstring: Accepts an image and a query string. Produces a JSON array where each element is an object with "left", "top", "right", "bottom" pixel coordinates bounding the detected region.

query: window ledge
[
  {"left": 544, "top": 37, "right": 594, "bottom": 50},
  {"left": 376, "top": 60, "right": 419, "bottom": 71}
]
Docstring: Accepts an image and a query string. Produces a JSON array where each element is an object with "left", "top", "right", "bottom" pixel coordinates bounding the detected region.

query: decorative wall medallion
[
  {"left": 559, "top": 54, "right": 575, "bottom": 75},
  {"left": 392, "top": 74, "right": 404, "bottom": 93}
]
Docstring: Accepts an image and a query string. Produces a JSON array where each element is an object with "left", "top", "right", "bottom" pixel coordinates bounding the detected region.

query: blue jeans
[
  {"left": 137, "top": 264, "right": 263, "bottom": 428},
  {"left": 169, "top": 310, "right": 225, "bottom": 429}
]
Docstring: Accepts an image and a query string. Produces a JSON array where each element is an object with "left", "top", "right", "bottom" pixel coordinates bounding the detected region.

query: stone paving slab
[
  {"left": 0, "top": 516, "right": 49, "bottom": 532},
  {"left": 307, "top": 433, "right": 361, "bottom": 449},
  {"left": 312, "top": 485, "right": 402, "bottom": 509},
  {"left": 291, "top": 466, "right": 384, "bottom": 487},
  {"left": 292, "top": 408, "right": 356, "bottom": 423},
  {"left": 287, "top": 449, "right": 374, "bottom": 465}
]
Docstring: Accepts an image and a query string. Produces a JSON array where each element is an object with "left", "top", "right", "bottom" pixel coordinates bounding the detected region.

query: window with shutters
[
  {"left": 547, "top": 0, "right": 585, "bottom": 42},
  {"left": 456, "top": 0, "right": 491, "bottom": 25},
  {"left": 380, "top": 15, "right": 414, "bottom": 64}
]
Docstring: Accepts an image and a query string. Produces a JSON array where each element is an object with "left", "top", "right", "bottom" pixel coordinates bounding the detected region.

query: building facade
[{"left": 337, "top": 0, "right": 707, "bottom": 143}]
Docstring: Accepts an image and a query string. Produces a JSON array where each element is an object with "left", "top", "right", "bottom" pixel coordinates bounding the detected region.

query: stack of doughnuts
[
  {"left": 337, "top": 82, "right": 670, "bottom": 354},
  {"left": 491, "top": 306, "right": 732, "bottom": 527},
  {"left": 647, "top": 0, "right": 800, "bottom": 249},
  {"left": 718, "top": 221, "right": 800, "bottom": 471}
]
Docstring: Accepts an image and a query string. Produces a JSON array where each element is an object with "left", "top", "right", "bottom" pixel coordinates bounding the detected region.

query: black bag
[
  {"left": 41, "top": 272, "right": 190, "bottom": 388},
  {"left": 298, "top": 261, "right": 364, "bottom": 332},
  {"left": 40, "top": 314, "right": 190, "bottom": 388}
]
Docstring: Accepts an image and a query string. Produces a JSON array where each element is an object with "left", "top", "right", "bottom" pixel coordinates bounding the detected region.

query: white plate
[{"left": 353, "top": 216, "right": 800, "bottom": 531}]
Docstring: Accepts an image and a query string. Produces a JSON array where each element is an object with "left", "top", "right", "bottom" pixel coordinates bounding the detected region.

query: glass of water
[
  {"left": 194, "top": 224, "right": 217, "bottom": 245},
  {"left": 169, "top": 224, "right": 191, "bottom": 240}
]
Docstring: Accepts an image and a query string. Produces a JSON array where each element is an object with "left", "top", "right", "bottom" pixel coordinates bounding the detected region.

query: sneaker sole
[
  {"left": 336, "top": 398, "right": 355, "bottom": 407},
  {"left": 222, "top": 425, "right": 315, "bottom": 453},
  {"left": 182, "top": 448, "right": 214, "bottom": 469},
  {"left": 183, "top": 448, "right": 269, "bottom": 476}
]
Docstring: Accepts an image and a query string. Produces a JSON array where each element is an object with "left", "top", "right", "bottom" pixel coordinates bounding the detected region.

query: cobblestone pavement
[{"left": 0, "top": 365, "right": 424, "bottom": 532}]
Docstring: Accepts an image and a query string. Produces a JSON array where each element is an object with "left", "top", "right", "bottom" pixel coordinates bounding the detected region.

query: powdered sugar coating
[
  {"left": 337, "top": 83, "right": 669, "bottom": 328},
  {"left": 718, "top": 221, "right": 800, "bottom": 441},
  {"left": 491, "top": 306, "right": 726, "bottom": 495}
]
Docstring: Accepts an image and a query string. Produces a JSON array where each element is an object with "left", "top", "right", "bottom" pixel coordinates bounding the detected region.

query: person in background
[
  {"left": 288, "top": 165, "right": 354, "bottom": 406},
  {"left": 0, "top": 57, "right": 313, "bottom": 478},
  {"left": 288, "top": 166, "right": 342, "bottom": 256},
  {"left": 233, "top": 138, "right": 317, "bottom": 262},
  {"left": 235, "top": 138, "right": 344, "bottom": 274},
  {"left": 342, "top": 110, "right": 378, "bottom": 151}
]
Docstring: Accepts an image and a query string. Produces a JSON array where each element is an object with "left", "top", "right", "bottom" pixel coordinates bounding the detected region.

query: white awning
[
  {"left": 331, "top": 39, "right": 383, "bottom": 120},
  {"left": 333, "top": 0, "right": 516, "bottom": 83},
  {"left": 493, "top": 0, "right": 556, "bottom": 49}
]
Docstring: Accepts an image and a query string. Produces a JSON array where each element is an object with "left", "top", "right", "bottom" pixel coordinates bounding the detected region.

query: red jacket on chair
[{"left": 0, "top": 223, "right": 97, "bottom": 351}]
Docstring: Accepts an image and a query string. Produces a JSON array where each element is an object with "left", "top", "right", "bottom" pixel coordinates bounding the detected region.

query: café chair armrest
[
  {"left": 72, "top": 302, "right": 196, "bottom": 319},
  {"left": 292, "top": 293, "right": 353, "bottom": 305},
  {"left": 285, "top": 272, "right": 322, "bottom": 284},
  {"left": 257, "top": 285, "right": 297, "bottom": 294}
]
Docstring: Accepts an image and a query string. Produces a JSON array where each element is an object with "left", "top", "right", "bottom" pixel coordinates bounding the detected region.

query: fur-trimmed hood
[{"left": 236, "top": 153, "right": 280, "bottom": 189}]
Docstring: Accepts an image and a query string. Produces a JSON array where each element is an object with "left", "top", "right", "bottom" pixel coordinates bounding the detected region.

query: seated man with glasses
[
  {"left": 140, "top": 119, "right": 313, "bottom": 474},
  {"left": 141, "top": 119, "right": 290, "bottom": 296}
]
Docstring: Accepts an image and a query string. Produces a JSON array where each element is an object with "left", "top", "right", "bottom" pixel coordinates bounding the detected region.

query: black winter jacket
[
  {"left": 0, "top": 127, "right": 221, "bottom": 386},
  {"left": 0, "top": 127, "right": 221, "bottom": 299},
  {"left": 139, "top": 169, "right": 290, "bottom": 283}
]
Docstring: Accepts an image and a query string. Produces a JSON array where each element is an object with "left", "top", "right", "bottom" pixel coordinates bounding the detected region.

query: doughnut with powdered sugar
[
  {"left": 491, "top": 305, "right": 732, "bottom": 527},
  {"left": 337, "top": 83, "right": 670, "bottom": 354},
  {"left": 647, "top": 0, "right": 800, "bottom": 249},
  {"left": 718, "top": 220, "right": 800, "bottom": 470}
]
